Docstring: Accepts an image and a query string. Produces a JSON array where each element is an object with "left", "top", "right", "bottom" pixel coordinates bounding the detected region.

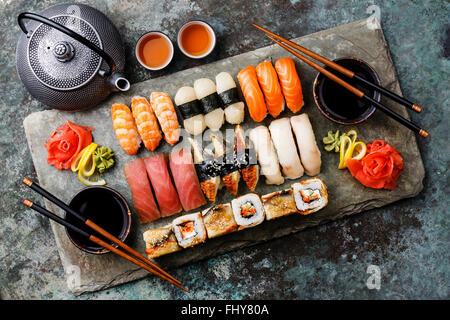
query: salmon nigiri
[
  {"left": 150, "top": 92, "right": 180, "bottom": 146},
  {"left": 111, "top": 103, "right": 142, "bottom": 155},
  {"left": 237, "top": 65, "right": 267, "bottom": 122},
  {"left": 274, "top": 57, "right": 304, "bottom": 113},
  {"left": 256, "top": 60, "right": 285, "bottom": 118},
  {"left": 131, "top": 96, "right": 162, "bottom": 151}
]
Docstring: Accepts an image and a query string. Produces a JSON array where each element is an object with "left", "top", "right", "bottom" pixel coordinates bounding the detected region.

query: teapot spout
[{"left": 107, "top": 72, "right": 130, "bottom": 92}]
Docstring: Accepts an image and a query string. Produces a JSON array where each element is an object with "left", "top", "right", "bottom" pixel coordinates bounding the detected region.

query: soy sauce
[
  {"left": 65, "top": 187, "right": 127, "bottom": 252},
  {"left": 318, "top": 58, "right": 379, "bottom": 122}
]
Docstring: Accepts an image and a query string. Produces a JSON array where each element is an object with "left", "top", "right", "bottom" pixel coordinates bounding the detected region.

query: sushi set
[{"left": 22, "top": 16, "right": 425, "bottom": 294}]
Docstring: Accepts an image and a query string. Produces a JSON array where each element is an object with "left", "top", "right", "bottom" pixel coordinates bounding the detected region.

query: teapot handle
[{"left": 18, "top": 12, "right": 116, "bottom": 76}]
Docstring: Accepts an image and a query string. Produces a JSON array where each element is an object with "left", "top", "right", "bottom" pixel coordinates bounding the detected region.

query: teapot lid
[{"left": 27, "top": 15, "right": 103, "bottom": 91}]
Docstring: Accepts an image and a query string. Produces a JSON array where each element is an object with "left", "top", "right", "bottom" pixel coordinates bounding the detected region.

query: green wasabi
[
  {"left": 93, "top": 146, "right": 115, "bottom": 173},
  {"left": 323, "top": 130, "right": 345, "bottom": 152}
]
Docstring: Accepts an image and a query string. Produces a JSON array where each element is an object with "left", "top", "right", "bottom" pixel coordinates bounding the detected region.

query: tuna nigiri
[
  {"left": 150, "top": 92, "right": 180, "bottom": 146},
  {"left": 275, "top": 57, "right": 304, "bottom": 113},
  {"left": 169, "top": 147, "right": 207, "bottom": 211},
  {"left": 237, "top": 65, "right": 267, "bottom": 122},
  {"left": 123, "top": 158, "right": 160, "bottom": 223},
  {"left": 111, "top": 103, "right": 142, "bottom": 155},
  {"left": 235, "top": 124, "right": 259, "bottom": 191},
  {"left": 256, "top": 60, "right": 285, "bottom": 118},
  {"left": 144, "top": 154, "right": 182, "bottom": 217},
  {"left": 131, "top": 96, "right": 162, "bottom": 151}
]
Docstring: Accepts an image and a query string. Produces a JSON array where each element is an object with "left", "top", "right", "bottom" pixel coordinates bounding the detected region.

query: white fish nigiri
[
  {"left": 249, "top": 125, "right": 284, "bottom": 185},
  {"left": 174, "top": 86, "right": 206, "bottom": 136},
  {"left": 268, "top": 117, "right": 304, "bottom": 179},
  {"left": 290, "top": 114, "right": 321, "bottom": 176},
  {"left": 215, "top": 72, "right": 245, "bottom": 124},
  {"left": 194, "top": 78, "right": 225, "bottom": 131}
]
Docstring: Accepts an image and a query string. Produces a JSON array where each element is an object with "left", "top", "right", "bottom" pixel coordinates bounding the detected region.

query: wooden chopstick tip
[
  {"left": 22, "top": 177, "right": 33, "bottom": 187},
  {"left": 419, "top": 129, "right": 429, "bottom": 138},
  {"left": 412, "top": 104, "right": 422, "bottom": 113},
  {"left": 23, "top": 199, "right": 33, "bottom": 207}
]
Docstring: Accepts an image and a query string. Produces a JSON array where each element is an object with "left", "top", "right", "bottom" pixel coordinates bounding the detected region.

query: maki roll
[
  {"left": 174, "top": 86, "right": 206, "bottom": 136},
  {"left": 172, "top": 212, "right": 207, "bottom": 248},
  {"left": 231, "top": 193, "right": 265, "bottom": 230},
  {"left": 143, "top": 225, "right": 181, "bottom": 259},
  {"left": 189, "top": 137, "right": 221, "bottom": 202},
  {"left": 215, "top": 72, "right": 245, "bottom": 124},
  {"left": 201, "top": 203, "right": 237, "bottom": 239},
  {"left": 261, "top": 189, "right": 297, "bottom": 220},
  {"left": 292, "top": 177, "right": 328, "bottom": 215},
  {"left": 194, "top": 78, "right": 225, "bottom": 131}
]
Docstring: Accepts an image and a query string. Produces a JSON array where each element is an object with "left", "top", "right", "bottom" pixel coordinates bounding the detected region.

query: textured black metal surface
[{"left": 16, "top": 3, "right": 126, "bottom": 111}]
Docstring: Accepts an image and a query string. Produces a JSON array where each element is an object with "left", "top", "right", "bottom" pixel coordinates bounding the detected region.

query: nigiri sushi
[
  {"left": 235, "top": 124, "right": 259, "bottom": 191},
  {"left": 290, "top": 114, "right": 321, "bottom": 176},
  {"left": 111, "top": 103, "right": 141, "bottom": 155},
  {"left": 194, "top": 78, "right": 225, "bottom": 131},
  {"left": 123, "top": 158, "right": 160, "bottom": 223},
  {"left": 215, "top": 72, "right": 245, "bottom": 124},
  {"left": 169, "top": 147, "right": 207, "bottom": 211},
  {"left": 150, "top": 92, "right": 180, "bottom": 146},
  {"left": 189, "top": 137, "right": 221, "bottom": 202},
  {"left": 275, "top": 57, "right": 304, "bottom": 113},
  {"left": 174, "top": 86, "right": 206, "bottom": 136},
  {"left": 268, "top": 117, "right": 304, "bottom": 179},
  {"left": 210, "top": 133, "right": 240, "bottom": 195},
  {"left": 237, "top": 65, "right": 267, "bottom": 122},
  {"left": 131, "top": 96, "right": 162, "bottom": 151},
  {"left": 256, "top": 60, "right": 285, "bottom": 118},
  {"left": 143, "top": 154, "right": 182, "bottom": 217}
]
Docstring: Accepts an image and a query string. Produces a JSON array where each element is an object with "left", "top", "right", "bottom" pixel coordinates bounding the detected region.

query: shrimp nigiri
[
  {"left": 274, "top": 57, "right": 304, "bottom": 113},
  {"left": 131, "top": 96, "right": 162, "bottom": 151},
  {"left": 256, "top": 60, "right": 285, "bottom": 118},
  {"left": 111, "top": 103, "right": 142, "bottom": 155},
  {"left": 237, "top": 65, "right": 267, "bottom": 122},
  {"left": 150, "top": 92, "right": 180, "bottom": 146}
]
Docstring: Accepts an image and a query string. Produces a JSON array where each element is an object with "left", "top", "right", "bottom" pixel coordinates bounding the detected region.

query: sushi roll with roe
[
  {"left": 172, "top": 212, "right": 207, "bottom": 248},
  {"left": 292, "top": 177, "right": 328, "bottom": 215},
  {"left": 202, "top": 203, "right": 237, "bottom": 239},
  {"left": 231, "top": 193, "right": 265, "bottom": 230},
  {"left": 143, "top": 225, "right": 181, "bottom": 259}
]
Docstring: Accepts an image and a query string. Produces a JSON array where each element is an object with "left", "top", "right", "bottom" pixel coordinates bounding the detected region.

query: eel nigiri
[
  {"left": 275, "top": 57, "right": 304, "bottom": 113},
  {"left": 143, "top": 154, "right": 182, "bottom": 217},
  {"left": 194, "top": 78, "right": 225, "bottom": 131},
  {"left": 150, "top": 92, "right": 180, "bottom": 146},
  {"left": 249, "top": 125, "right": 284, "bottom": 185},
  {"left": 290, "top": 114, "right": 321, "bottom": 176},
  {"left": 235, "top": 124, "right": 259, "bottom": 191},
  {"left": 215, "top": 72, "right": 245, "bottom": 124},
  {"left": 111, "top": 103, "right": 142, "bottom": 155},
  {"left": 210, "top": 133, "right": 240, "bottom": 195},
  {"left": 123, "top": 158, "right": 160, "bottom": 223},
  {"left": 169, "top": 147, "right": 207, "bottom": 211},
  {"left": 237, "top": 65, "right": 267, "bottom": 122},
  {"left": 256, "top": 60, "right": 285, "bottom": 118},
  {"left": 189, "top": 137, "right": 221, "bottom": 202},
  {"left": 174, "top": 86, "right": 206, "bottom": 136},
  {"left": 268, "top": 117, "right": 304, "bottom": 179},
  {"left": 131, "top": 96, "right": 162, "bottom": 151}
]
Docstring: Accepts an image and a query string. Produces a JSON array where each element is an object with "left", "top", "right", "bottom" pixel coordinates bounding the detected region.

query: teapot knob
[{"left": 53, "top": 41, "right": 75, "bottom": 62}]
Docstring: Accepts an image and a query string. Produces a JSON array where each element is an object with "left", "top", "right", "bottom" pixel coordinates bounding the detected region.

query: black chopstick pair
[
  {"left": 252, "top": 24, "right": 428, "bottom": 138},
  {"left": 22, "top": 178, "right": 189, "bottom": 293}
]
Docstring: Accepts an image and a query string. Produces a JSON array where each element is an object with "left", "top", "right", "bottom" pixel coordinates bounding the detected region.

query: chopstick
[
  {"left": 252, "top": 23, "right": 423, "bottom": 113},
  {"left": 262, "top": 33, "right": 428, "bottom": 138},
  {"left": 22, "top": 199, "right": 190, "bottom": 293},
  {"left": 22, "top": 177, "right": 188, "bottom": 292}
]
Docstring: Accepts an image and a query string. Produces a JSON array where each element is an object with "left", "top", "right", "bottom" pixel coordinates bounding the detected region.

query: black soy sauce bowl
[
  {"left": 313, "top": 57, "right": 381, "bottom": 125},
  {"left": 64, "top": 186, "right": 132, "bottom": 255}
]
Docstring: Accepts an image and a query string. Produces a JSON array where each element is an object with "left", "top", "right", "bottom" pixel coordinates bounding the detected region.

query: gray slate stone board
[{"left": 23, "top": 18, "right": 424, "bottom": 295}]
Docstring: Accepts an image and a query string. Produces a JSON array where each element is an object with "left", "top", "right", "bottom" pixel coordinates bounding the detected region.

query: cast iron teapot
[{"left": 16, "top": 3, "right": 130, "bottom": 111}]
